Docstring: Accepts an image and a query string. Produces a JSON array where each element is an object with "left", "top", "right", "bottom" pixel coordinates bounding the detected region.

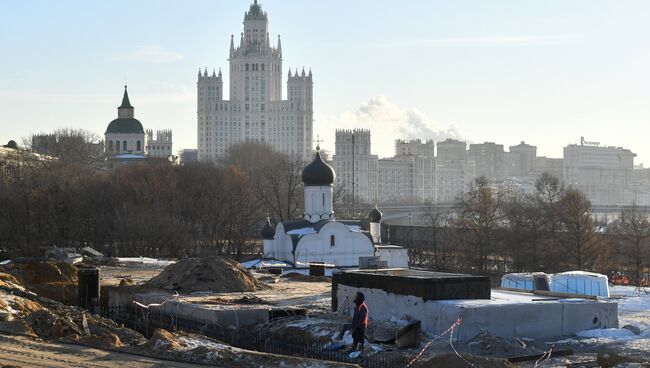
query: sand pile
[
  {"left": 0, "top": 261, "right": 78, "bottom": 305},
  {"left": 144, "top": 257, "right": 259, "bottom": 293}
]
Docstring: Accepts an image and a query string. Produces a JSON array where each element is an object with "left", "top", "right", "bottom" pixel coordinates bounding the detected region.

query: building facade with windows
[
  {"left": 563, "top": 143, "right": 636, "bottom": 205},
  {"left": 197, "top": 0, "right": 313, "bottom": 161},
  {"left": 332, "top": 129, "right": 378, "bottom": 203}
]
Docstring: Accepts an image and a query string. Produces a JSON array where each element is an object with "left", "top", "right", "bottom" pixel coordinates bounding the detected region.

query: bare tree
[
  {"left": 612, "top": 204, "right": 650, "bottom": 286},
  {"left": 25, "top": 128, "right": 103, "bottom": 165},
  {"left": 456, "top": 177, "right": 504, "bottom": 274},
  {"left": 557, "top": 189, "right": 603, "bottom": 270}
]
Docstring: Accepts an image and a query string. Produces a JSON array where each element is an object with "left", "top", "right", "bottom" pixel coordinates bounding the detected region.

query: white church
[{"left": 262, "top": 147, "right": 409, "bottom": 268}]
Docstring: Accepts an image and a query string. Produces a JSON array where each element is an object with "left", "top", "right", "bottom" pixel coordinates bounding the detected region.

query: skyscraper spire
[
  {"left": 277, "top": 34, "right": 282, "bottom": 54},
  {"left": 230, "top": 34, "right": 235, "bottom": 52}
]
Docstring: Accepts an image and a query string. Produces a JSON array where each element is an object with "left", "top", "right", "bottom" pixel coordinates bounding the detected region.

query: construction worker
[{"left": 351, "top": 291, "right": 368, "bottom": 351}]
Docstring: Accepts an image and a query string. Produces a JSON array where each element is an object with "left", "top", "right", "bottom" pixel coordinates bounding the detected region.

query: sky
[{"left": 1, "top": 0, "right": 650, "bottom": 163}]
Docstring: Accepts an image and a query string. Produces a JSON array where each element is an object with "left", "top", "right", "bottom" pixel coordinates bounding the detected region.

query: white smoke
[{"left": 316, "top": 95, "right": 463, "bottom": 158}]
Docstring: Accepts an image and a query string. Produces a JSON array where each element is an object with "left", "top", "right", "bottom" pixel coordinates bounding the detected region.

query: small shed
[{"left": 550, "top": 271, "right": 610, "bottom": 298}]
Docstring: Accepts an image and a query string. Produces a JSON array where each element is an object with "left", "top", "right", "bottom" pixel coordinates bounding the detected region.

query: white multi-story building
[
  {"left": 332, "top": 129, "right": 378, "bottom": 203},
  {"left": 197, "top": 0, "right": 313, "bottom": 162},
  {"left": 146, "top": 129, "right": 173, "bottom": 158},
  {"left": 468, "top": 142, "right": 506, "bottom": 181},
  {"left": 563, "top": 141, "right": 636, "bottom": 205},
  {"left": 436, "top": 138, "right": 472, "bottom": 203},
  {"left": 507, "top": 141, "right": 537, "bottom": 177},
  {"left": 378, "top": 139, "right": 435, "bottom": 203}
]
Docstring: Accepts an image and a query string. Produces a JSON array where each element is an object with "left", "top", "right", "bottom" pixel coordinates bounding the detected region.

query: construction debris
[
  {"left": 144, "top": 257, "right": 259, "bottom": 293},
  {"left": 0, "top": 272, "right": 146, "bottom": 347},
  {"left": 0, "top": 261, "right": 78, "bottom": 305}
]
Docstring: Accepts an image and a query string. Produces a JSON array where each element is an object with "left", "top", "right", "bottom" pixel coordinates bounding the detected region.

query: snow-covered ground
[{"left": 557, "top": 286, "right": 650, "bottom": 360}]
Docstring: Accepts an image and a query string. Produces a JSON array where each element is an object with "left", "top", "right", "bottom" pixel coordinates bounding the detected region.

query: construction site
[{"left": 0, "top": 255, "right": 648, "bottom": 368}]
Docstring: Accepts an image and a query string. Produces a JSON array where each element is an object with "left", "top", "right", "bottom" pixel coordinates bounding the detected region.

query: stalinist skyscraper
[{"left": 197, "top": 0, "right": 313, "bottom": 162}]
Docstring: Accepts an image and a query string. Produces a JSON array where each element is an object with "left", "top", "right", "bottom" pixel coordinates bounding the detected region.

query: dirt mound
[
  {"left": 144, "top": 257, "right": 259, "bottom": 293},
  {"left": 1, "top": 261, "right": 77, "bottom": 285},
  {"left": 421, "top": 352, "right": 514, "bottom": 368},
  {"left": 0, "top": 273, "right": 21, "bottom": 288},
  {"left": 0, "top": 262, "right": 78, "bottom": 305},
  {"left": 148, "top": 328, "right": 182, "bottom": 350}
]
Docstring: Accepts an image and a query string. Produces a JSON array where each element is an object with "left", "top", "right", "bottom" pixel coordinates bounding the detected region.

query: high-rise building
[
  {"left": 436, "top": 138, "right": 470, "bottom": 203},
  {"left": 197, "top": 1, "right": 313, "bottom": 162},
  {"left": 507, "top": 141, "right": 537, "bottom": 177},
  {"left": 146, "top": 129, "right": 173, "bottom": 158},
  {"left": 563, "top": 141, "right": 636, "bottom": 204},
  {"left": 332, "top": 129, "right": 378, "bottom": 203},
  {"left": 378, "top": 139, "right": 435, "bottom": 203},
  {"left": 468, "top": 142, "right": 506, "bottom": 181}
]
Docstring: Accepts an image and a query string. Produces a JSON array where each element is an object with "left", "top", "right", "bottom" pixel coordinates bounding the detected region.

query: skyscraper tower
[{"left": 197, "top": 1, "right": 313, "bottom": 161}]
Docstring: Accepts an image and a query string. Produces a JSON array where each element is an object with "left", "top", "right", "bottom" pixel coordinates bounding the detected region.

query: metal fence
[{"left": 104, "top": 305, "right": 411, "bottom": 368}]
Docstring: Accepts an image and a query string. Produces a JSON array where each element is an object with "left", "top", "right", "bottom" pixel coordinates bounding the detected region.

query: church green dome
[{"left": 105, "top": 118, "right": 145, "bottom": 134}]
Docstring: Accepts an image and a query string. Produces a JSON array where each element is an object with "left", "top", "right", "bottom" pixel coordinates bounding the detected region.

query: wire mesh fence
[{"left": 103, "top": 305, "right": 411, "bottom": 368}]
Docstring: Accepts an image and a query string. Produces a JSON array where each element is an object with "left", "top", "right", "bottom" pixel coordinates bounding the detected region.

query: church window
[
  {"left": 116, "top": 141, "right": 120, "bottom": 152},
  {"left": 322, "top": 193, "right": 325, "bottom": 206},
  {"left": 136, "top": 141, "right": 141, "bottom": 151},
  {"left": 108, "top": 141, "right": 113, "bottom": 151},
  {"left": 123, "top": 140, "right": 127, "bottom": 151},
  {"left": 330, "top": 235, "right": 335, "bottom": 247}
]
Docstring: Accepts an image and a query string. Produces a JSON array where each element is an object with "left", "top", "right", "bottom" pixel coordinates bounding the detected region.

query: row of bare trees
[
  {"left": 0, "top": 135, "right": 306, "bottom": 259},
  {"left": 411, "top": 174, "right": 650, "bottom": 285}
]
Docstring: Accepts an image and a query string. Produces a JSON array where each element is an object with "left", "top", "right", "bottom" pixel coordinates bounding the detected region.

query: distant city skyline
[{"left": 1, "top": 1, "right": 649, "bottom": 163}]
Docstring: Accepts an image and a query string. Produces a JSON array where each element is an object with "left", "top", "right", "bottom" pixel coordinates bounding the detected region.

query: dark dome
[
  {"left": 302, "top": 151, "right": 335, "bottom": 186},
  {"left": 261, "top": 218, "right": 275, "bottom": 239},
  {"left": 105, "top": 118, "right": 145, "bottom": 134},
  {"left": 368, "top": 207, "right": 382, "bottom": 222}
]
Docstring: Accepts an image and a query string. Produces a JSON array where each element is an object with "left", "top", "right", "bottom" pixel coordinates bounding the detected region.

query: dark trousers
[{"left": 352, "top": 326, "right": 365, "bottom": 346}]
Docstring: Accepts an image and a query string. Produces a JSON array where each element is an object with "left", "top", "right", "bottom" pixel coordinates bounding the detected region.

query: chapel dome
[
  {"left": 301, "top": 150, "right": 335, "bottom": 186},
  {"left": 368, "top": 207, "right": 382, "bottom": 222},
  {"left": 105, "top": 118, "right": 145, "bottom": 134}
]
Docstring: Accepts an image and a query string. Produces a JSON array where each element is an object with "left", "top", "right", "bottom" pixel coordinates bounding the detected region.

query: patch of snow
[
  {"left": 576, "top": 328, "right": 637, "bottom": 340},
  {"left": 240, "top": 259, "right": 289, "bottom": 269},
  {"left": 287, "top": 228, "right": 317, "bottom": 236},
  {"left": 116, "top": 257, "right": 176, "bottom": 267},
  {"left": 345, "top": 225, "right": 362, "bottom": 232}
]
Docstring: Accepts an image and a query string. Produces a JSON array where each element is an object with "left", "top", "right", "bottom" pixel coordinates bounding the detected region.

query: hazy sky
[{"left": 1, "top": 1, "right": 649, "bottom": 163}]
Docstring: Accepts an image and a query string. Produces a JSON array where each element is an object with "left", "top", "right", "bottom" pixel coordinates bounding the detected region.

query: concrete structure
[
  {"left": 334, "top": 269, "right": 618, "bottom": 341},
  {"left": 197, "top": 0, "right": 313, "bottom": 161},
  {"left": 563, "top": 140, "right": 636, "bottom": 205},
  {"left": 332, "top": 129, "right": 378, "bottom": 203}
]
